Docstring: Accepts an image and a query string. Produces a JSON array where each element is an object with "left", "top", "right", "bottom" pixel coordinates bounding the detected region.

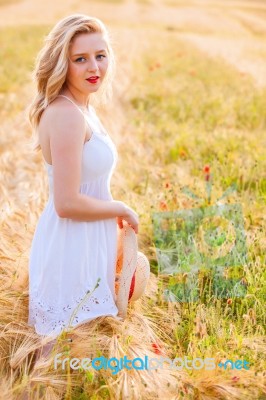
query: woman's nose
[{"left": 87, "top": 57, "right": 99, "bottom": 72}]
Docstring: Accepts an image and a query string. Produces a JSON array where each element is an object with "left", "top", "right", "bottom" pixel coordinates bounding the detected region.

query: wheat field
[{"left": 0, "top": 0, "right": 265, "bottom": 399}]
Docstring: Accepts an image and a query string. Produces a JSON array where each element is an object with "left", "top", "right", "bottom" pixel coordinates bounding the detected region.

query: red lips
[{"left": 87, "top": 76, "right": 99, "bottom": 83}]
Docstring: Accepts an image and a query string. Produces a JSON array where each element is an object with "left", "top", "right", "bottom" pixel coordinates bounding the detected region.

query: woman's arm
[
  {"left": 47, "top": 103, "right": 127, "bottom": 221},
  {"left": 59, "top": 195, "right": 127, "bottom": 221}
]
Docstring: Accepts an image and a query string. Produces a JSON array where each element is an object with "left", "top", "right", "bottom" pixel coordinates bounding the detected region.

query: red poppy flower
[
  {"left": 204, "top": 165, "right": 210, "bottom": 173},
  {"left": 159, "top": 200, "right": 168, "bottom": 210},
  {"left": 151, "top": 342, "right": 162, "bottom": 355}
]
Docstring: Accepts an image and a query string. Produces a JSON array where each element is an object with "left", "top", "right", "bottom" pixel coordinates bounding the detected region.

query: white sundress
[{"left": 28, "top": 95, "right": 121, "bottom": 338}]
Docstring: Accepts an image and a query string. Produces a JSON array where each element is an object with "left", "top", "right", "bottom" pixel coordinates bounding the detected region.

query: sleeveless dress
[{"left": 28, "top": 95, "right": 120, "bottom": 338}]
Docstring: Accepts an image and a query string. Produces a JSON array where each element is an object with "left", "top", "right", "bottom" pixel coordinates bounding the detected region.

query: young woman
[{"left": 27, "top": 13, "right": 139, "bottom": 339}]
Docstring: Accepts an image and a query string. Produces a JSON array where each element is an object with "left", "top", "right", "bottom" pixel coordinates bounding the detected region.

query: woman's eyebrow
[{"left": 72, "top": 49, "right": 107, "bottom": 56}]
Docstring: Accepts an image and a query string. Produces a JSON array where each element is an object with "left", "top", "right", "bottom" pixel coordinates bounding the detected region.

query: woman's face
[{"left": 66, "top": 32, "right": 109, "bottom": 96}]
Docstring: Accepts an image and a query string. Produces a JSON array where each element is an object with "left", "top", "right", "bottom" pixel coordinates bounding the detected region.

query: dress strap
[
  {"left": 57, "top": 95, "right": 97, "bottom": 142},
  {"left": 57, "top": 95, "right": 87, "bottom": 116},
  {"left": 57, "top": 94, "right": 108, "bottom": 138}
]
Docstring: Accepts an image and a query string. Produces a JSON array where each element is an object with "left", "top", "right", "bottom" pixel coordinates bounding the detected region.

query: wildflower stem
[{"left": 67, "top": 278, "right": 101, "bottom": 329}]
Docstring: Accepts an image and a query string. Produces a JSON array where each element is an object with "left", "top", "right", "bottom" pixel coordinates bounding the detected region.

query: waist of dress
[{"left": 47, "top": 191, "right": 113, "bottom": 201}]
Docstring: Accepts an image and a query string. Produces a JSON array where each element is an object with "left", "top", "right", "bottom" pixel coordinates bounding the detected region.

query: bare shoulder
[{"left": 39, "top": 97, "right": 86, "bottom": 141}]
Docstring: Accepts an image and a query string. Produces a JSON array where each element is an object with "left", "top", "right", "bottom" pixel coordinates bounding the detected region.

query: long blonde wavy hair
[{"left": 26, "top": 14, "right": 116, "bottom": 152}]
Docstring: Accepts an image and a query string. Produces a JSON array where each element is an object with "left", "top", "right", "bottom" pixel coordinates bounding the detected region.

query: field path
[
  {"left": 0, "top": 0, "right": 266, "bottom": 87},
  {"left": 149, "top": 0, "right": 266, "bottom": 88}
]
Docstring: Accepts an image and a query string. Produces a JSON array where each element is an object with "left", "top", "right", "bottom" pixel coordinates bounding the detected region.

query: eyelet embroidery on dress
[
  {"left": 89, "top": 296, "right": 99, "bottom": 304},
  {"left": 29, "top": 288, "right": 117, "bottom": 333}
]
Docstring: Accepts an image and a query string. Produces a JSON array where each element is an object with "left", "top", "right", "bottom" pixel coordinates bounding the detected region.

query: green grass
[
  {"left": 120, "top": 31, "right": 266, "bottom": 379},
  {"left": 128, "top": 37, "right": 266, "bottom": 195},
  {"left": 0, "top": 25, "right": 49, "bottom": 93},
  {"left": 0, "top": 24, "right": 51, "bottom": 117}
]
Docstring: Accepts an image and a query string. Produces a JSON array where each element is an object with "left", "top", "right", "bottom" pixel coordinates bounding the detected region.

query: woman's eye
[
  {"left": 75, "top": 55, "right": 106, "bottom": 62},
  {"left": 75, "top": 57, "right": 86, "bottom": 62}
]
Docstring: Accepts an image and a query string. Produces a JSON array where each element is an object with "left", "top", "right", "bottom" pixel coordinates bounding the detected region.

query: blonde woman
[{"left": 27, "top": 14, "right": 139, "bottom": 339}]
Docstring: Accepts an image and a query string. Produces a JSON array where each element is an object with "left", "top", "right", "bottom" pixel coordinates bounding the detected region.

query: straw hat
[{"left": 115, "top": 222, "right": 150, "bottom": 319}]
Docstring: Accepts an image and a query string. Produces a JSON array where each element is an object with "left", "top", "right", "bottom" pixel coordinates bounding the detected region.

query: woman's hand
[
  {"left": 116, "top": 204, "right": 139, "bottom": 234},
  {"left": 116, "top": 216, "right": 124, "bottom": 229}
]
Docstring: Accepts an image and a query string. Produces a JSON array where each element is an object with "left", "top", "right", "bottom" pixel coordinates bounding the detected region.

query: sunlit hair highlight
[{"left": 26, "top": 14, "right": 116, "bottom": 152}]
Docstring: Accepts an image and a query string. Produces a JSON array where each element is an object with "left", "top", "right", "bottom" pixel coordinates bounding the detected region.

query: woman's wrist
[{"left": 112, "top": 200, "right": 128, "bottom": 217}]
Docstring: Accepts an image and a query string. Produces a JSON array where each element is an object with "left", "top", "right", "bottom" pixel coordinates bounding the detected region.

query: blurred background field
[{"left": 0, "top": 0, "right": 265, "bottom": 399}]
